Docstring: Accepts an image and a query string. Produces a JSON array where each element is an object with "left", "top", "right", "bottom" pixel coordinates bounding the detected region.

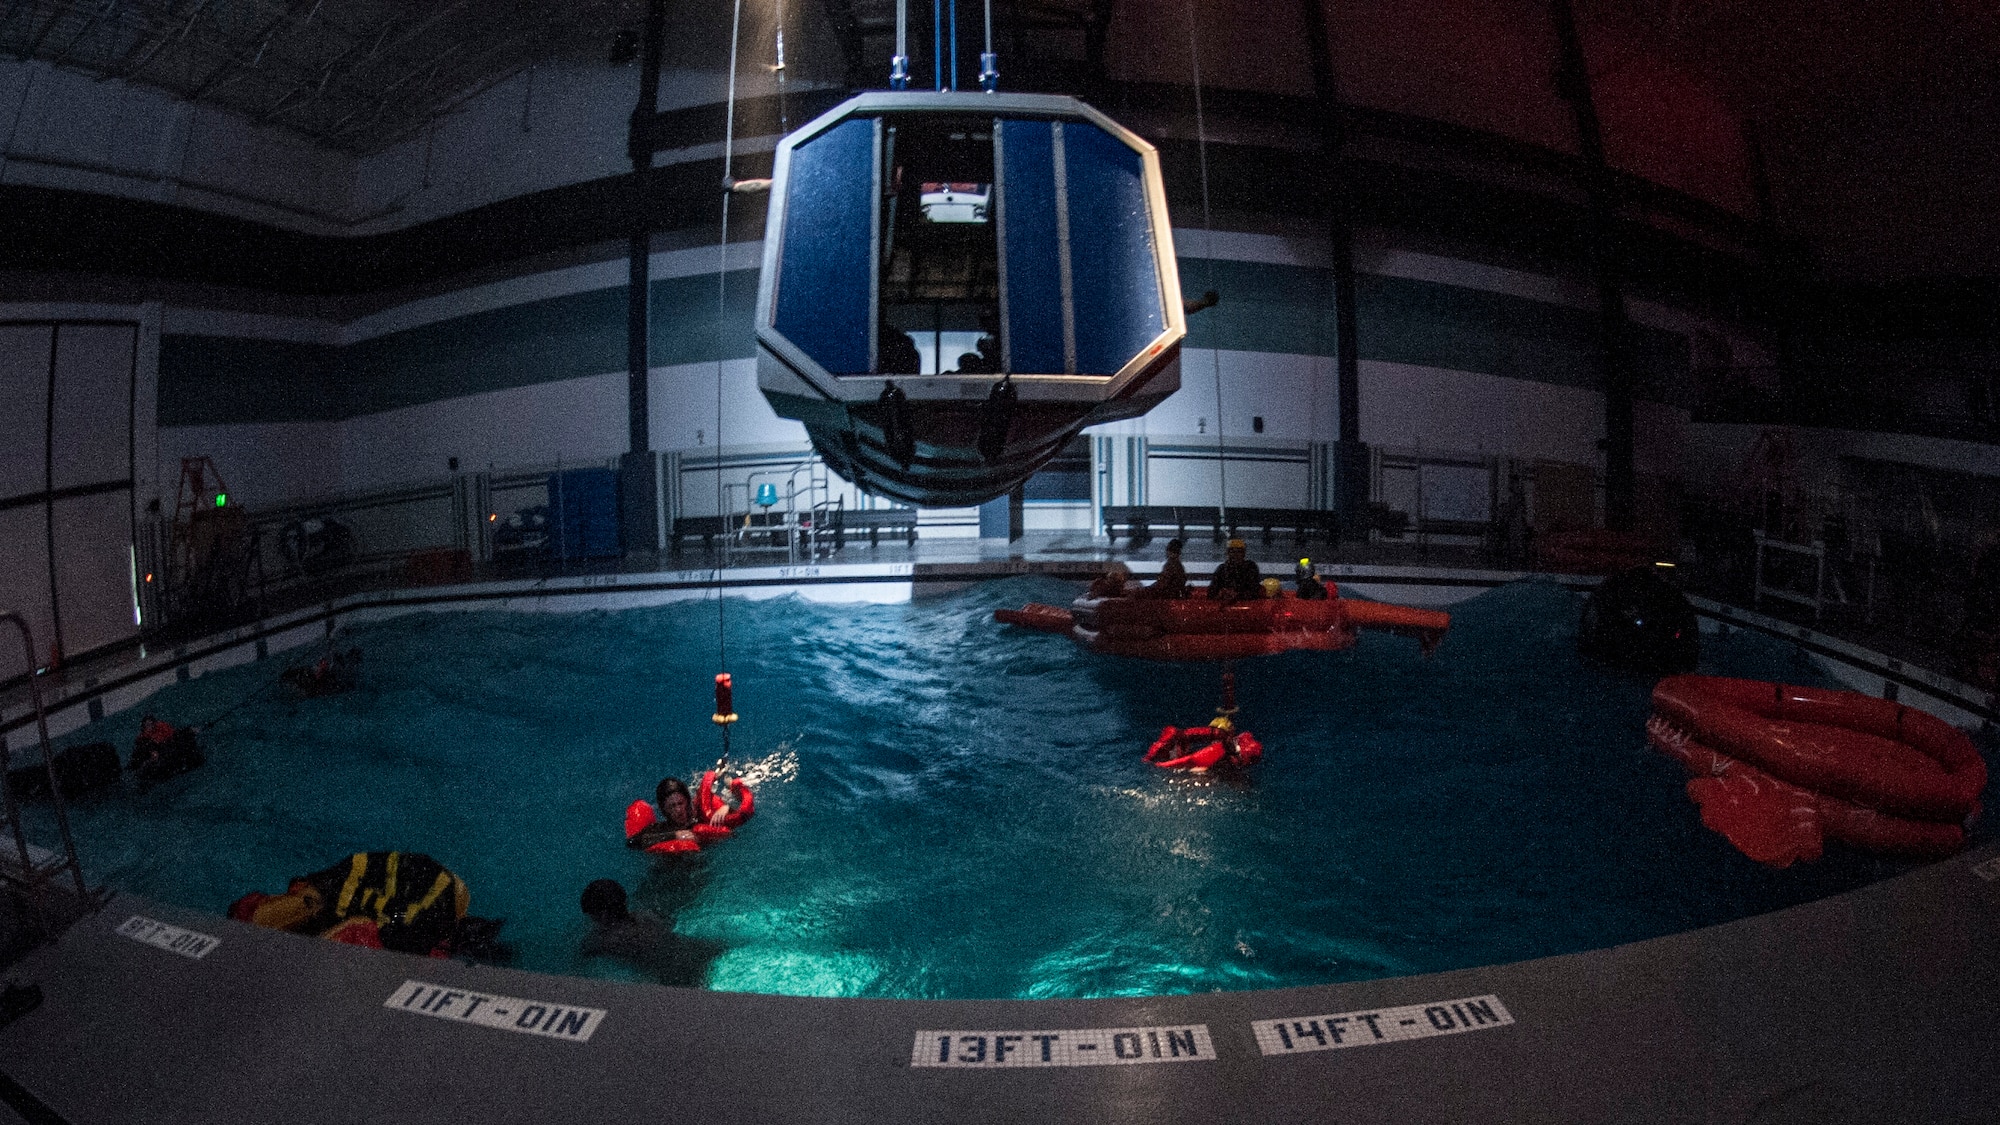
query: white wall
[
  {"left": 144, "top": 221, "right": 1725, "bottom": 520},
  {"left": 158, "top": 421, "right": 344, "bottom": 508},
  {"left": 1686, "top": 422, "right": 2000, "bottom": 505},
  {"left": 1105, "top": 349, "right": 1340, "bottom": 442},
  {"left": 0, "top": 59, "right": 354, "bottom": 231},
  {"left": 0, "top": 52, "right": 830, "bottom": 238},
  {"left": 1358, "top": 360, "right": 1603, "bottom": 463}
]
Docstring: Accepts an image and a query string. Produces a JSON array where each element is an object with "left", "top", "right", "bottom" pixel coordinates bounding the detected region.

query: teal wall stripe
[
  {"left": 157, "top": 334, "right": 341, "bottom": 425},
  {"left": 159, "top": 258, "right": 1689, "bottom": 427},
  {"left": 1180, "top": 258, "right": 1336, "bottom": 357},
  {"left": 1184, "top": 259, "right": 1690, "bottom": 405}
]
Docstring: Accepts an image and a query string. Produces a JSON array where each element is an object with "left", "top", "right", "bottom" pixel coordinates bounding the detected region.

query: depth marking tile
[
  {"left": 1252, "top": 994, "right": 1513, "bottom": 1056},
  {"left": 911, "top": 1025, "right": 1214, "bottom": 1068},
  {"left": 385, "top": 979, "right": 605, "bottom": 1042},
  {"left": 116, "top": 915, "right": 220, "bottom": 960}
]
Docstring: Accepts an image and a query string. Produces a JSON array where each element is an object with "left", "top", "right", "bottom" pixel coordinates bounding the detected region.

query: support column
[
  {"left": 1744, "top": 117, "right": 1800, "bottom": 414},
  {"left": 621, "top": 0, "right": 667, "bottom": 553},
  {"left": 1551, "top": 0, "right": 1635, "bottom": 531},
  {"left": 1300, "top": 0, "right": 1368, "bottom": 539}
]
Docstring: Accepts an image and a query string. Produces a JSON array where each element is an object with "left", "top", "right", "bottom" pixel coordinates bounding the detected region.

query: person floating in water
[
  {"left": 1145, "top": 671, "right": 1264, "bottom": 771},
  {"left": 1206, "top": 539, "right": 1263, "bottom": 601},
  {"left": 281, "top": 647, "right": 362, "bottom": 698},
  {"left": 579, "top": 878, "right": 669, "bottom": 957},
  {"left": 228, "top": 851, "right": 505, "bottom": 959},
  {"left": 625, "top": 771, "right": 754, "bottom": 854},
  {"left": 1145, "top": 714, "right": 1264, "bottom": 772},
  {"left": 129, "top": 715, "right": 204, "bottom": 786},
  {"left": 1087, "top": 561, "right": 1133, "bottom": 599},
  {"left": 577, "top": 878, "right": 723, "bottom": 986},
  {"left": 1136, "top": 538, "right": 1190, "bottom": 599}
]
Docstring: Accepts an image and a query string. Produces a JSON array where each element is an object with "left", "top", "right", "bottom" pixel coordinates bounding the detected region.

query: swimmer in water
[{"left": 627, "top": 777, "right": 699, "bottom": 850}]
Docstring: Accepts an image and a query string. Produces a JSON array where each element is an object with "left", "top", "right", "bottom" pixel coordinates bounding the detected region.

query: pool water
[{"left": 25, "top": 578, "right": 1988, "bottom": 998}]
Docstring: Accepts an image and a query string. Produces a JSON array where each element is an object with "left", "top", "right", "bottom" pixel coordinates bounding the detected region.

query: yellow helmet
[{"left": 1209, "top": 715, "right": 1234, "bottom": 732}]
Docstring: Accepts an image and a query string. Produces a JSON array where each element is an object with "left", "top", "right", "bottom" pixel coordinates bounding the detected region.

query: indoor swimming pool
[{"left": 22, "top": 578, "right": 1979, "bottom": 999}]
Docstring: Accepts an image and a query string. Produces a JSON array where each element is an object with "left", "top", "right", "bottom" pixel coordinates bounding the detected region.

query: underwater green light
[{"left": 214, "top": 494, "right": 227, "bottom": 508}]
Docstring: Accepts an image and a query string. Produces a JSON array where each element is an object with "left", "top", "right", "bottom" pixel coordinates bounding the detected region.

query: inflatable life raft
[
  {"left": 995, "top": 586, "right": 1448, "bottom": 661},
  {"left": 1647, "top": 674, "right": 1987, "bottom": 866}
]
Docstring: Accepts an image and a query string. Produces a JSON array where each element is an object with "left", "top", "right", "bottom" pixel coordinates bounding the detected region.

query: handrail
[
  {"left": 1752, "top": 530, "right": 1826, "bottom": 621},
  {"left": 0, "top": 612, "right": 90, "bottom": 900},
  {"left": 730, "top": 456, "right": 838, "bottom": 563}
]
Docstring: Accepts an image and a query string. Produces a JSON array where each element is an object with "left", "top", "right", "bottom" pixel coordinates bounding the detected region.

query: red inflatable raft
[
  {"left": 995, "top": 586, "right": 1448, "bottom": 661},
  {"left": 1648, "top": 674, "right": 1987, "bottom": 866}
]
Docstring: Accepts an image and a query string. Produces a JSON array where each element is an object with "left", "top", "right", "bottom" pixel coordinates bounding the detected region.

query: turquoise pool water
[{"left": 24, "top": 578, "right": 1982, "bottom": 998}]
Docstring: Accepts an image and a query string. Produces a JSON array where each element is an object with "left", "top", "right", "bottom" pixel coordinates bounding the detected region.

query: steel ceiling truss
[{"left": 0, "top": 0, "right": 637, "bottom": 154}]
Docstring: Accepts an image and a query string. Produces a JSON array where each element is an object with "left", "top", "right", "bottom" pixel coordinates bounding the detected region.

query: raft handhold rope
[
  {"left": 976, "top": 375, "right": 1017, "bottom": 463},
  {"left": 881, "top": 381, "right": 917, "bottom": 468}
]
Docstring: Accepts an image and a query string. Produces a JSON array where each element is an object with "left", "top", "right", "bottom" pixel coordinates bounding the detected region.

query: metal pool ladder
[{"left": 0, "top": 611, "right": 100, "bottom": 940}]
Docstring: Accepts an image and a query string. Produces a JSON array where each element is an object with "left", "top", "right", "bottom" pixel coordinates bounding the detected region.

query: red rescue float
[
  {"left": 1145, "top": 722, "right": 1264, "bottom": 771},
  {"left": 1647, "top": 674, "right": 1986, "bottom": 866},
  {"left": 624, "top": 770, "right": 756, "bottom": 855}
]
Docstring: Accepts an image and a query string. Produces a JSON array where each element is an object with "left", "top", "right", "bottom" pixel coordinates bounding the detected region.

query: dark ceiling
[
  {"left": 1, "top": 1, "right": 1993, "bottom": 281},
  {"left": 3, "top": 1, "right": 1991, "bottom": 161},
  {"left": 0, "top": 0, "right": 634, "bottom": 153}
]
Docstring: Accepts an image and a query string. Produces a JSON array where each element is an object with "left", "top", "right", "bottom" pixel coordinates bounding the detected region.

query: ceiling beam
[
  {"left": 21, "top": 2, "right": 76, "bottom": 58},
  {"left": 107, "top": 0, "right": 216, "bottom": 82},
  {"left": 49, "top": 0, "right": 132, "bottom": 69},
  {"left": 182, "top": 3, "right": 298, "bottom": 101}
]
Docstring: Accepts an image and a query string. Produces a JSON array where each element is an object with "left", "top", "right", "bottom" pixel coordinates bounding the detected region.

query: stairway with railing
[
  {"left": 722, "top": 457, "right": 842, "bottom": 564},
  {"left": 0, "top": 612, "right": 101, "bottom": 948}
]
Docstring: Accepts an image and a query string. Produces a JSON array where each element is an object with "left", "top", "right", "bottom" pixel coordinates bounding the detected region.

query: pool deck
[{"left": 0, "top": 842, "right": 1995, "bottom": 1124}]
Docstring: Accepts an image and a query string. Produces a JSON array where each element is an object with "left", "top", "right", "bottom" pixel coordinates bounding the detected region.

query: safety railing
[
  {"left": 1752, "top": 530, "right": 1826, "bottom": 621},
  {"left": 722, "top": 456, "right": 840, "bottom": 564},
  {"left": 0, "top": 612, "right": 96, "bottom": 936}
]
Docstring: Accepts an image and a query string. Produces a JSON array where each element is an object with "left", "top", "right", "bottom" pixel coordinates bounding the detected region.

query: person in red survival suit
[
  {"left": 129, "top": 715, "right": 205, "bottom": 786},
  {"left": 1144, "top": 717, "right": 1265, "bottom": 772},
  {"left": 625, "top": 771, "right": 754, "bottom": 854}
]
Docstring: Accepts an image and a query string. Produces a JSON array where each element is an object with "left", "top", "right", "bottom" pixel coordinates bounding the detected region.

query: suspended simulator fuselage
[{"left": 755, "top": 92, "right": 1185, "bottom": 508}]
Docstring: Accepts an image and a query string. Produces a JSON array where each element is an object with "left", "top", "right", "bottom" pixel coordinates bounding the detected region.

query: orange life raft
[
  {"left": 996, "top": 586, "right": 1448, "bottom": 661},
  {"left": 1648, "top": 674, "right": 1987, "bottom": 866}
]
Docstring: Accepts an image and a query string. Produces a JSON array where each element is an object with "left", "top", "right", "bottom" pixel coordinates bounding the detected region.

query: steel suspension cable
[
  {"left": 713, "top": 0, "right": 746, "bottom": 678},
  {"left": 1186, "top": 0, "right": 1228, "bottom": 527}
]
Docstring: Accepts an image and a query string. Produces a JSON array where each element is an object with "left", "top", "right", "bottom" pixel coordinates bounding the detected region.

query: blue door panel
[
  {"left": 998, "top": 119, "right": 1067, "bottom": 375},
  {"left": 1062, "top": 123, "right": 1163, "bottom": 376},
  {"left": 773, "top": 117, "right": 876, "bottom": 375}
]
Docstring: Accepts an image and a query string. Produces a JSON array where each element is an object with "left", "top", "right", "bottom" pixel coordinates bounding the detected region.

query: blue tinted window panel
[
  {"left": 1062, "top": 124, "right": 1163, "bottom": 376},
  {"left": 998, "top": 120, "right": 1066, "bottom": 375},
  {"left": 773, "top": 118, "right": 876, "bottom": 375},
  {"left": 1022, "top": 469, "right": 1091, "bottom": 501}
]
